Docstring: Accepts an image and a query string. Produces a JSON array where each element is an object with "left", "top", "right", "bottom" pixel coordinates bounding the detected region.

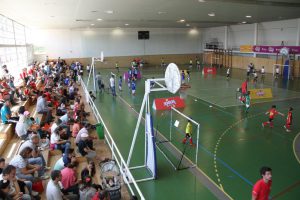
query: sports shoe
[
  {"left": 32, "top": 191, "right": 39, "bottom": 196},
  {"left": 44, "top": 166, "right": 51, "bottom": 170},
  {"left": 286, "top": 129, "right": 291, "bottom": 132},
  {"left": 40, "top": 175, "right": 50, "bottom": 180}
]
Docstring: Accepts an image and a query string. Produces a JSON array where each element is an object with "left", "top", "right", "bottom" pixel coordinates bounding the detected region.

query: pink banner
[{"left": 253, "top": 46, "right": 300, "bottom": 54}]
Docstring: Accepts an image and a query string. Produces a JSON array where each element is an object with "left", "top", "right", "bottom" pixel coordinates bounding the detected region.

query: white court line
[
  {"left": 185, "top": 93, "right": 238, "bottom": 118},
  {"left": 117, "top": 95, "right": 234, "bottom": 200},
  {"left": 223, "top": 96, "right": 300, "bottom": 108}
]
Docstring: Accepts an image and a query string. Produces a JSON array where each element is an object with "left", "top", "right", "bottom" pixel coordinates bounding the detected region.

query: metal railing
[{"left": 80, "top": 78, "right": 145, "bottom": 200}]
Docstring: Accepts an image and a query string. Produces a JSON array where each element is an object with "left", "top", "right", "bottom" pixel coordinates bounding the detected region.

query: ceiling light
[
  {"left": 186, "top": 24, "right": 190, "bottom": 27},
  {"left": 245, "top": 15, "right": 252, "bottom": 18},
  {"left": 50, "top": 16, "right": 55, "bottom": 18},
  {"left": 90, "top": 24, "right": 95, "bottom": 26},
  {"left": 105, "top": 10, "right": 114, "bottom": 14},
  {"left": 242, "top": 21, "right": 247, "bottom": 24},
  {"left": 178, "top": 19, "right": 185, "bottom": 23},
  {"left": 125, "top": 24, "right": 129, "bottom": 26},
  {"left": 97, "top": 18, "right": 102, "bottom": 21},
  {"left": 198, "top": 0, "right": 206, "bottom": 2},
  {"left": 158, "top": 11, "right": 167, "bottom": 14},
  {"left": 91, "top": 10, "right": 98, "bottom": 13},
  {"left": 208, "top": 13, "right": 215, "bottom": 17}
]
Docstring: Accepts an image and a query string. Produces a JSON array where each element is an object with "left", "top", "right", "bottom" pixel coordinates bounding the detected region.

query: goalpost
[
  {"left": 156, "top": 107, "right": 200, "bottom": 170},
  {"left": 87, "top": 51, "right": 104, "bottom": 92}
]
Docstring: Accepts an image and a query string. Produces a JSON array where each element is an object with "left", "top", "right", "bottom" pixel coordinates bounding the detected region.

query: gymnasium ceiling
[{"left": 0, "top": 0, "right": 300, "bottom": 29}]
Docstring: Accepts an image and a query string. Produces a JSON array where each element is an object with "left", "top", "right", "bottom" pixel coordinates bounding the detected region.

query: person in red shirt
[
  {"left": 284, "top": 107, "right": 293, "bottom": 132},
  {"left": 252, "top": 166, "right": 272, "bottom": 200},
  {"left": 61, "top": 162, "right": 80, "bottom": 196},
  {"left": 262, "top": 105, "right": 284, "bottom": 128},
  {"left": 241, "top": 80, "right": 248, "bottom": 96}
]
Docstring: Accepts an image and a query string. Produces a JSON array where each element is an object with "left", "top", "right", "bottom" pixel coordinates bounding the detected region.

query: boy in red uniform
[
  {"left": 262, "top": 105, "right": 284, "bottom": 128},
  {"left": 252, "top": 166, "right": 272, "bottom": 200},
  {"left": 284, "top": 107, "right": 293, "bottom": 132}
]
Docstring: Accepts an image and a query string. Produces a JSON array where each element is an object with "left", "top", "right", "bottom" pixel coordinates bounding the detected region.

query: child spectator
[
  {"left": 80, "top": 176, "right": 99, "bottom": 200},
  {"left": 81, "top": 161, "right": 96, "bottom": 180},
  {"left": 72, "top": 118, "right": 81, "bottom": 138}
]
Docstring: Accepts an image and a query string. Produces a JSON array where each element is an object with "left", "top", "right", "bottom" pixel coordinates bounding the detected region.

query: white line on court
[
  {"left": 116, "top": 94, "right": 234, "bottom": 200},
  {"left": 223, "top": 96, "right": 300, "bottom": 108}
]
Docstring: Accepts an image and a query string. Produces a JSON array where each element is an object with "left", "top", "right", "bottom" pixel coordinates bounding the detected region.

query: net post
[{"left": 195, "top": 124, "right": 200, "bottom": 166}]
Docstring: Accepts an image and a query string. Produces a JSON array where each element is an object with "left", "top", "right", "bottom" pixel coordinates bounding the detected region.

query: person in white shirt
[
  {"left": 226, "top": 68, "right": 230, "bottom": 80},
  {"left": 15, "top": 115, "right": 29, "bottom": 140},
  {"left": 275, "top": 66, "right": 280, "bottom": 79},
  {"left": 260, "top": 66, "right": 265, "bottom": 82},
  {"left": 46, "top": 170, "right": 63, "bottom": 200},
  {"left": 50, "top": 127, "right": 71, "bottom": 152},
  {"left": 51, "top": 119, "right": 62, "bottom": 134},
  {"left": 95, "top": 72, "right": 102, "bottom": 93},
  {"left": 109, "top": 75, "right": 116, "bottom": 96},
  {"left": 9, "top": 147, "right": 43, "bottom": 182},
  {"left": 46, "top": 170, "right": 77, "bottom": 200},
  {"left": 19, "top": 134, "right": 50, "bottom": 172},
  {"left": 75, "top": 123, "right": 89, "bottom": 145}
]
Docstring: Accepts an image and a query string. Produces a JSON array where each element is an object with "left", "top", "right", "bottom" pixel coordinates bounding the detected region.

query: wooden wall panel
[{"left": 52, "top": 53, "right": 299, "bottom": 77}]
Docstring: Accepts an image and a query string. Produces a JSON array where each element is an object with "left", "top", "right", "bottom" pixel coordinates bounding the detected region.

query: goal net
[{"left": 155, "top": 107, "right": 200, "bottom": 170}]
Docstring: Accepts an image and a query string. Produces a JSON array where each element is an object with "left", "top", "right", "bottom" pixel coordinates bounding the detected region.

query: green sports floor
[{"left": 84, "top": 66, "right": 300, "bottom": 200}]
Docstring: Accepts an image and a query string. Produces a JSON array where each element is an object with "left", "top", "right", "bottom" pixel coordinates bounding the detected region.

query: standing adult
[
  {"left": 95, "top": 72, "right": 102, "bottom": 93},
  {"left": 109, "top": 75, "right": 116, "bottom": 97}
]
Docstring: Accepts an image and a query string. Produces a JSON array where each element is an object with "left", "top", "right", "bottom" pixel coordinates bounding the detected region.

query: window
[{"left": 0, "top": 14, "right": 33, "bottom": 80}]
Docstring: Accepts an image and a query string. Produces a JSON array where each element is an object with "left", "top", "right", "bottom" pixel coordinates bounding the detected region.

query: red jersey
[
  {"left": 269, "top": 108, "right": 278, "bottom": 119},
  {"left": 44, "top": 92, "right": 51, "bottom": 102},
  {"left": 24, "top": 88, "right": 30, "bottom": 95},
  {"left": 29, "top": 82, "right": 37, "bottom": 90},
  {"left": 286, "top": 111, "right": 292, "bottom": 124},
  {"left": 241, "top": 81, "right": 247, "bottom": 94},
  {"left": 252, "top": 179, "right": 272, "bottom": 200},
  {"left": 20, "top": 71, "right": 27, "bottom": 79}
]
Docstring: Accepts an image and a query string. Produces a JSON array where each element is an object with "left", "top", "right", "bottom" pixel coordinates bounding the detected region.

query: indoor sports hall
[{"left": 0, "top": 1, "right": 300, "bottom": 200}]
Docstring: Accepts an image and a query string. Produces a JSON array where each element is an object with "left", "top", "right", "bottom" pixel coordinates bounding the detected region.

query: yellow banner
[
  {"left": 249, "top": 88, "right": 273, "bottom": 99},
  {"left": 240, "top": 45, "right": 253, "bottom": 53}
]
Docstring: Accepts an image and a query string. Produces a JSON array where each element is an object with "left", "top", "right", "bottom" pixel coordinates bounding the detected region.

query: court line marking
[
  {"left": 174, "top": 126, "right": 253, "bottom": 186},
  {"left": 271, "top": 180, "right": 300, "bottom": 199},
  {"left": 213, "top": 104, "right": 300, "bottom": 190},
  {"left": 103, "top": 76, "right": 300, "bottom": 197},
  {"left": 293, "top": 132, "right": 300, "bottom": 165},
  {"left": 213, "top": 112, "right": 265, "bottom": 188},
  {"left": 223, "top": 96, "right": 300, "bottom": 108},
  {"left": 186, "top": 93, "right": 237, "bottom": 118},
  {"left": 117, "top": 95, "right": 234, "bottom": 200}
]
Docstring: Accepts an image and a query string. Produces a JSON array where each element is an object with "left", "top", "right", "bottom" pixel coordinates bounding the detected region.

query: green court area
[{"left": 84, "top": 67, "right": 300, "bottom": 200}]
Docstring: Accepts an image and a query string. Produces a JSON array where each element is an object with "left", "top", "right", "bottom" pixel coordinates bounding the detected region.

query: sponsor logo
[
  {"left": 163, "top": 99, "right": 176, "bottom": 107},
  {"left": 256, "top": 90, "right": 265, "bottom": 96}
]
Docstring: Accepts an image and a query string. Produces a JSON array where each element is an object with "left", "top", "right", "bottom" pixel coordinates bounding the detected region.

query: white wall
[
  {"left": 202, "top": 18, "right": 300, "bottom": 49},
  {"left": 32, "top": 28, "right": 202, "bottom": 58}
]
